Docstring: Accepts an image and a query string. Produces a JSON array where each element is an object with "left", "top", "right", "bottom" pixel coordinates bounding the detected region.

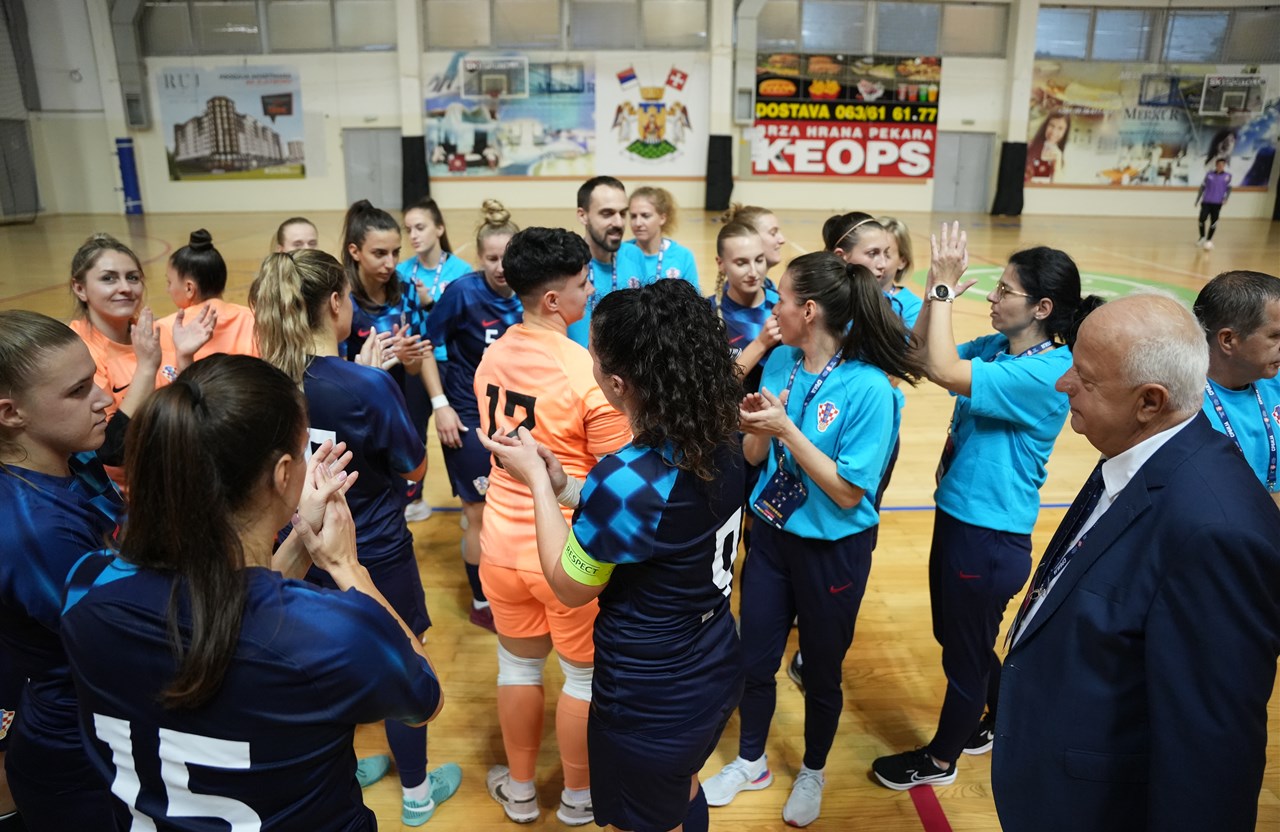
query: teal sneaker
[
  {"left": 355, "top": 754, "right": 391, "bottom": 788},
  {"left": 402, "top": 763, "right": 463, "bottom": 827}
]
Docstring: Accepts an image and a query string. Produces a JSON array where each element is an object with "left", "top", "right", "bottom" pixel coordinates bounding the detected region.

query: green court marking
[{"left": 906, "top": 267, "right": 1197, "bottom": 305}]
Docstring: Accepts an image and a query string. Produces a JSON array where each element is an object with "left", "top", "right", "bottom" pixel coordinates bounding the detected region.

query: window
[
  {"left": 1225, "top": 8, "right": 1280, "bottom": 62},
  {"left": 1163, "top": 11, "right": 1229, "bottom": 62},
  {"left": 758, "top": 0, "right": 800, "bottom": 51},
  {"left": 267, "top": 0, "right": 334, "bottom": 51},
  {"left": 191, "top": 1, "right": 262, "bottom": 54},
  {"left": 425, "top": 0, "right": 491, "bottom": 48},
  {"left": 642, "top": 0, "right": 708, "bottom": 49},
  {"left": 569, "top": 0, "right": 637, "bottom": 49},
  {"left": 876, "top": 2, "right": 940, "bottom": 56},
  {"left": 493, "top": 0, "right": 561, "bottom": 48},
  {"left": 1035, "top": 7, "right": 1090, "bottom": 59},
  {"left": 142, "top": 2, "right": 196, "bottom": 55},
  {"left": 1091, "top": 9, "right": 1153, "bottom": 62},
  {"left": 334, "top": 0, "right": 396, "bottom": 50},
  {"left": 940, "top": 4, "right": 1008, "bottom": 58},
  {"left": 802, "top": 0, "right": 868, "bottom": 54}
]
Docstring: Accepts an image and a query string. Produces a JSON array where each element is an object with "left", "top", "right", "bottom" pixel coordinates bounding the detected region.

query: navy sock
[
  {"left": 683, "top": 785, "right": 709, "bottom": 832},
  {"left": 385, "top": 720, "right": 428, "bottom": 788},
  {"left": 464, "top": 562, "right": 486, "bottom": 604}
]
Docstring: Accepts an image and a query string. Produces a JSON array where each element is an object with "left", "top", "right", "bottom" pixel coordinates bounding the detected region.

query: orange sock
[
  {"left": 556, "top": 693, "right": 591, "bottom": 791},
  {"left": 498, "top": 684, "right": 545, "bottom": 782}
]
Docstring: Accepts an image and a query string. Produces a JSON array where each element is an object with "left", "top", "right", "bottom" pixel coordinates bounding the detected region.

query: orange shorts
[{"left": 479, "top": 560, "right": 597, "bottom": 664}]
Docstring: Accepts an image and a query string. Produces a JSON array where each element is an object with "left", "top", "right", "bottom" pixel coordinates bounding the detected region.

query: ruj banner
[
  {"left": 1026, "top": 61, "right": 1278, "bottom": 187},
  {"left": 156, "top": 65, "right": 305, "bottom": 181},
  {"left": 749, "top": 53, "right": 941, "bottom": 178}
]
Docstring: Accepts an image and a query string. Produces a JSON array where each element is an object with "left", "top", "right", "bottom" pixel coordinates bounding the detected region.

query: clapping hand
[
  {"left": 740, "top": 387, "right": 794, "bottom": 438},
  {"left": 478, "top": 427, "right": 555, "bottom": 491},
  {"left": 130, "top": 307, "right": 162, "bottom": 372},
  {"left": 928, "top": 222, "right": 978, "bottom": 298},
  {"left": 172, "top": 305, "right": 217, "bottom": 369}
]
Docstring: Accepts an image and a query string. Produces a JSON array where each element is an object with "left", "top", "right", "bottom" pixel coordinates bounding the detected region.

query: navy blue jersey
[
  {"left": 61, "top": 553, "right": 441, "bottom": 832},
  {"left": 714, "top": 281, "right": 779, "bottom": 393},
  {"left": 0, "top": 454, "right": 122, "bottom": 751},
  {"left": 422, "top": 273, "right": 523, "bottom": 424},
  {"left": 342, "top": 290, "right": 432, "bottom": 442},
  {"left": 304, "top": 357, "right": 425, "bottom": 565},
  {"left": 573, "top": 442, "right": 745, "bottom": 735}
]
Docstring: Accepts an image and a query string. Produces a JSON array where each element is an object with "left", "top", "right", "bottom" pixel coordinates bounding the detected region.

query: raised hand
[{"left": 172, "top": 304, "right": 217, "bottom": 369}]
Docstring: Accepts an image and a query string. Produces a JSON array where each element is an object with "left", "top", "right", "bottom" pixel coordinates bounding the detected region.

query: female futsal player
[
  {"left": 705, "top": 252, "right": 924, "bottom": 827},
  {"left": 67, "top": 234, "right": 213, "bottom": 477},
  {"left": 157, "top": 229, "right": 258, "bottom": 360},
  {"left": 274, "top": 216, "right": 320, "bottom": 252},
  {"left": 251, "top": 249, "right": 460, "bottom": 824},
  {"left": 0, "top": 311, "right": 120, "bottom": 830},
  {"left": 721, "top": 204, "right": 787, "bottom": 277},
  {"left": 481, "top": 277, "right": 745, "bottom": 832},
  {"left": 340, "top": 199, "right": 434, "bottom": 522},
  {"left": 871, "top": 223, "right": 1101, "bottom": 790},
  {"left": 399, "top": 197, "right": 473, "bottom": 316},
  {"left": 474, "top": 228, "right": 632, "bottom": 826},
  {"left": 59, "top": 354, "right": 447, "bottom": 830},
  {"left": 420, "top": 199, "right": 522, "bottom": 631},
  {"left": 621, "top": 186, "right": 699, "bottom": 287},
  {"left": 711, "top": 221, "right": 780, "bottom": 393},
  {"left": 879, "top": 216, "right": 922, "bottom": 326}
]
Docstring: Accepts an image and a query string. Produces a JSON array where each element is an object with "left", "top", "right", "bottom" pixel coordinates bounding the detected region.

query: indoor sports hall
[{"left": 0, "top": 1, "right": 1277, "bottom": 830}]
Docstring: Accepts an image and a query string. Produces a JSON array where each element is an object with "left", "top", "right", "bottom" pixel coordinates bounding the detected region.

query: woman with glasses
[{"left": 871, "top": 224, "right": 1102, "bottom": 791}]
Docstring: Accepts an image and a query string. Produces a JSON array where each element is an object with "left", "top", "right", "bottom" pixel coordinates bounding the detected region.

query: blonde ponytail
[{"left": 249, "top": 251, "right": 347, "bottom": 384}]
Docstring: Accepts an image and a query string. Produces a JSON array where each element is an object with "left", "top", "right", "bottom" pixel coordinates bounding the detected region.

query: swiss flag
[{"left": 666, "top": 67, "right": 688, "bottom": 91}]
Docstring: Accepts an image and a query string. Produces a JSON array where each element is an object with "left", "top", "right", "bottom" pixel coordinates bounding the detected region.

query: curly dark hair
[{"left": 591, "top": 279, "right": 741, "bottom": 481}]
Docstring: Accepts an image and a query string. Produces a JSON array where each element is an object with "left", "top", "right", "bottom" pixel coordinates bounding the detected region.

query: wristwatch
[{"left": 930, "top": 284, "right": 954, "bottom": 303}]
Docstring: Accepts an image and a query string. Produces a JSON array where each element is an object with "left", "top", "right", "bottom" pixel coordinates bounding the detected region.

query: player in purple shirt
[
  {"left": 1196, "top": 158, "right": 1233, "bottom": 251},
  {"left": 421, "top": 200, "right": 523, "bottom": 631}
]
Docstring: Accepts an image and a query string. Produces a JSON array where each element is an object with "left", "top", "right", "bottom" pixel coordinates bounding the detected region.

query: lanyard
[
  {"left": 650, "top": 239, "right": 666, "bottom": 282},
  {"left": 589, "top": 256, "right": 617, "bottom": 312},
  {"left": 1004, "top": 339, "right": 1056, "bottom": 361},
  {"left": 412, "top": 252, "right": 449, "bottom": 303},
  {"left": 773, "top": 351, "right": 843, "bottom": 469},
  {"left": 1205, "top": 380, "right": 1277, "bottom": 490}
]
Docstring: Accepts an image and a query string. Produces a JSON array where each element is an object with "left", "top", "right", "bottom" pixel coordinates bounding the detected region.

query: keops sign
[{"left": 752, "top": 53, "right": 941, "bottom": 178}]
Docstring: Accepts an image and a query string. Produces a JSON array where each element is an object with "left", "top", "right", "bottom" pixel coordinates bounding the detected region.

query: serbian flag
[
  {"left": 666, "top": 67, "right": 688, "bottom": 91},
  {"left": 617, "top": 67, "right": 638, "bottom": 89}
]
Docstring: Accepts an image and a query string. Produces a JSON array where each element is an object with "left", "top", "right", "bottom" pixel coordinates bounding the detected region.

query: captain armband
[{"left": 560, "top": 531, "right": 615, "bottom": 587}]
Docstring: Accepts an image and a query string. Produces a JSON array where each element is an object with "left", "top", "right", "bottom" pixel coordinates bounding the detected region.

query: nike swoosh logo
[
  {"left": 957, "top": 571, "right": 982, "bottom": 580},
  {"left": 829, "top": 582, "right": 853, "bottom": 594},
  {"left": 357, "top": 328, "right": 371, "bottom": 337},
  {"left": 481, "top": 319, "right": 500, "bottom": 327},
  {"left": 112, "top": 384, "right": 130, "bottom": 393},
  {"left": 729, "top": 335, "right": 746, "bottom": 344}
]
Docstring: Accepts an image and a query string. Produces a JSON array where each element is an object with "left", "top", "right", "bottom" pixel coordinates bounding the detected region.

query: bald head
[{"left": 1059, "top": 294, "right": 1207, "bottom": 457}]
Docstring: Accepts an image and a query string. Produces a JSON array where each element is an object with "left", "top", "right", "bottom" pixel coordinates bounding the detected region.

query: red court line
[{"left": 909, "top": 786, "right": 954, "bottom": 832}]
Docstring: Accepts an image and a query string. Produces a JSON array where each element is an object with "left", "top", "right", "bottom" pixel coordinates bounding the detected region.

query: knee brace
[
  {"left": 496, "top": 643, "right": 545, "bottom": 687},
  {"left": 558, "top": 656, "right": 593, "bottom": 702}
]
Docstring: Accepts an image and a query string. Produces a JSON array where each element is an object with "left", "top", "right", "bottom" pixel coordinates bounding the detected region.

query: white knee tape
[
  {"left": 558, "top": 656, "right": 594, "bottom": 702},
  {"left": 496, "top": 643, "right": 545, "bottom": 687}
]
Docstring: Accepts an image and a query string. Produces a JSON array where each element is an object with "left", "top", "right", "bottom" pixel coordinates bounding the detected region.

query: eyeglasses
[{"left": 993, "top": 282, "right": 1034, "bottom": 301}]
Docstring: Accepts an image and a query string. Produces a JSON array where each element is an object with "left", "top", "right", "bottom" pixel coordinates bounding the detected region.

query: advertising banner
[
  {"left": 1026, "top": 61, "right": 1278, "bottom": 187},
  {"left": 156, "top": 65, "right": 305, "bottom": 181},
  {"left": 750, "top": 53, "right": 941, "bottom": 178},
  {"left": 424, "top": 52, "right": 596, "bottom": 177}
]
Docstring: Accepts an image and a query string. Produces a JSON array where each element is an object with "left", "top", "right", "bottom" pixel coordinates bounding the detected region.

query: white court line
[{"left": 1083, "top": 245, "right": 1209, "bottom": 282}]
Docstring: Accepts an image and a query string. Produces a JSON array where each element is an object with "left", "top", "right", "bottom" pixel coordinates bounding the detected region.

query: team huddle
[{"left": 1, "top": 174, "right": 1278, "bottom": 832}]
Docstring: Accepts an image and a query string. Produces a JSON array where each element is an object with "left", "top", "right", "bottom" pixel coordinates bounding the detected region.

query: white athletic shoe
[
  {"left": 556, "top": 789, "right": 593, "bottom": 826},
  {"left": 485, "top": 765, "right": 539, "bottom": 823},
  {"left": 1197, "top": 237, "right": 1206, "bottom": 247},
  {"left": 404, "top": 500, "right": 433, "bottom": 523},
  {"left": 782, "top": 769, "right": 825, "bottom": 827},
  {"left": 1203, "top": 240, "right": 1214, "bottom": 250},
  {"left": 704, "top": 757, "right": 773, "bottom": 807}
]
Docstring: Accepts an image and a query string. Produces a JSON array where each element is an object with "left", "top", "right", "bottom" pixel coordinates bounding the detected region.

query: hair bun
[
  {"left": 481, "top": 198, "right": 510, "bottom": 226},
  {"left": 189, "top": 228, "right": 214, "bottom": 251},
  {"left": 88, "top": 231, "right": 121, "bottom": 245}
]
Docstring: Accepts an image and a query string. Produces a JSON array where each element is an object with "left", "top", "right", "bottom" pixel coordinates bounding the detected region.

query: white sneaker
[
  {"left": 555, "top": 789, "right": 593, "bottom": 826},
  {"left": 1203, "top": 240, "right": 1214, "bottom": 250},
  {"left": 1197, "top": 237, "right": 1206, "bottom": 247},
  {"left": 782, "top": 769, "right": 825, "bottom": 827},
  {"left": 404, "top": 500, "right": 433, "bottom": 523},
  {"left": 704, "top": 757, "right": 773, "bottom": 807},
  {"left": 485, "top": 765, "right": 538, "bottom": 823}
]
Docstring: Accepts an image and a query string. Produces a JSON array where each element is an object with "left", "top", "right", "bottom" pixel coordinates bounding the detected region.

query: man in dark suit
[{"left": 992, "top": 294, "right": 1280, "bottom": 832}]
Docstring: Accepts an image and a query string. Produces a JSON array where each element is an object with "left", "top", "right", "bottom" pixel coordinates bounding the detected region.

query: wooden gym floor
[{"left": 1, "top": 208, "right": 1278, "bottom": 831}]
